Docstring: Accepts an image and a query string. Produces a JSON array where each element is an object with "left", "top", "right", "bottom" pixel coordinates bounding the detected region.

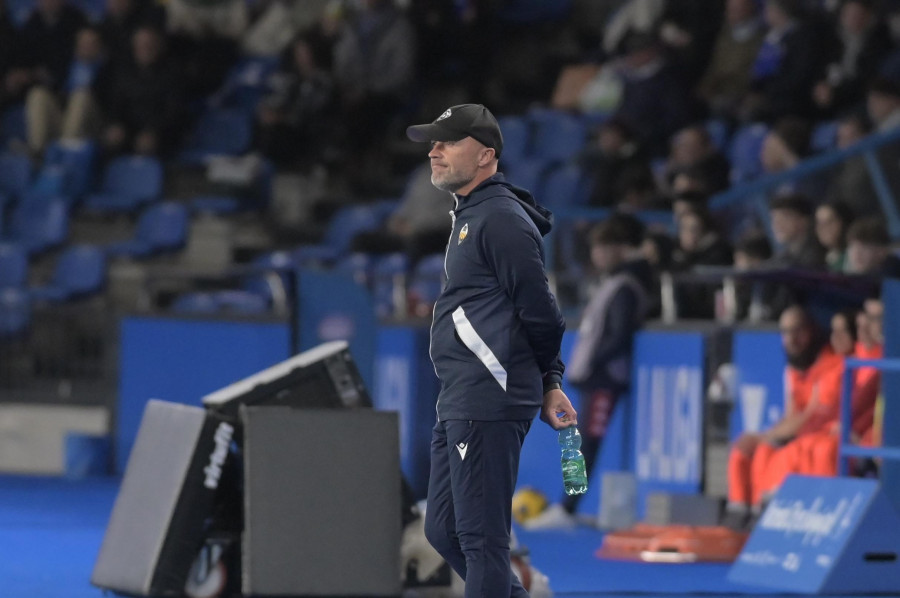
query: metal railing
[{"left": 839, "top": 357, "right": 900, "bottom": 476}]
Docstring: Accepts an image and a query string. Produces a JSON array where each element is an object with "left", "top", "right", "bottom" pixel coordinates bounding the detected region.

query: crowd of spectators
[{"left": 2, "top": 0, "right": 900, "bottom": 322}]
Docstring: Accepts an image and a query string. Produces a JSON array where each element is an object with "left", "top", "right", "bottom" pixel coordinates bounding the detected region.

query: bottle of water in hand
[{"left": 559, "top": 425, "right": 588, "bottom": 496}]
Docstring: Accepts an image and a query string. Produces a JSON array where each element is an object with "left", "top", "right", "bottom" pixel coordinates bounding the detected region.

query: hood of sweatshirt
[{"left": 454, "top": 173, "right": 553, "bottom": 236}]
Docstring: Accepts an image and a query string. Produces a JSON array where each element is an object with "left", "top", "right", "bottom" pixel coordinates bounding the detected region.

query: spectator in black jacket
[
  {"left": 577, "top": 117, "right": 650, "bottom": 208},
  {"left": 740, "top": 0, "right": 830, "bottom": 122},
  {"left": 812, "top": 0, "right": 893, "bottom": 119},
  {"left": 663, "top": 124, "right": 732, "bottom": 195},
  {"left": 97, "top": 0, "right": 166, "bottom": 71},
  {"left": 768, "top": 192, "right": 827, "bottom": 269},
  {"left": 672, "top": 204, "right": 734, "bottom": 319},
  {"left": 102, "top": 26, "right": 186, "bottom": 157},
  {"left": 256, "top": 32, "right": 337, "bottom": 171},
  {"left": 845, "top": 216, "right": 900, "bottom": 276},
  {"left": 613, "top": 30, "right": 701, "bottom": 157}
]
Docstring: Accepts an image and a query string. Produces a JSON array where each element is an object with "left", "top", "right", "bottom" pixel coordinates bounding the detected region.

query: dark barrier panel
[
  {"left": 241, "top": 407, "right": 401, "bottom": 596},
  {"left": 116, "top": 316, "right": 291, "bottom": 473}
]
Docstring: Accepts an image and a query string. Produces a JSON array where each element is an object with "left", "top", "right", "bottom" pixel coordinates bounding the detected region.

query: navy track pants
[{"left": 424, "top": 418, "right": 531, "bottom": 598}]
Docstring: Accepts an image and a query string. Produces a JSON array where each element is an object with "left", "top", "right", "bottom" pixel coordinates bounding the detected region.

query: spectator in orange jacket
[
  {"left": 751, "top": 307, "right": 882, "bottom": 501},
  {"left": 726, "top": 304, "right": 844, "bottom": 525}
]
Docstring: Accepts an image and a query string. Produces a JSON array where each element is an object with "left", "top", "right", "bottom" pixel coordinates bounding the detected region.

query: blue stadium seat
[
  {"left": 502, "top": 157, "right": 549, "bottom": 197},
  {"left": 31, "top": 244, "right": 106, "bottom": 302},
  {"left": 538, "top": 162, "right": 589, "bottom": 210},
  {"left": 105, "top": 202, "right": 190, "bottom": 259},
  {"left": 34, "top": 139, "right": 98, "bottom": 199},
  {"left": 529, "top": 108, "right": 588, "bottom": 163},
  {"left": 178, "top": 108, "right": 254, "bottom": 164},
  {"left": 7, "top": 197, "right": 68, "bottom": 255},
  {"left": 0, "top": 287, "right": 31, "bottom": 338},
  {"left": 497, "top": 114, "right": 531, "bottom": 169},
  {"left": 0, "top": 152, "right": 33, "bottom": 198},
  {"left": 83, "top": 155, "right": 163, "bottom": 213},
  {"left": 292, "top": 204, "right": 386, "bottom": 266},
  {"left": 728, "top": 122, "right": 769, "bottom": 183},
  {"left": 0, "top": 242, "right": 28, "bottom": 289}
]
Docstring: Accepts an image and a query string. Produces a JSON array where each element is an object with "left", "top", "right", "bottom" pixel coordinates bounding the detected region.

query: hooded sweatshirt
[{"left": 430, "top": 173, "right": 566, "bottom": 422}]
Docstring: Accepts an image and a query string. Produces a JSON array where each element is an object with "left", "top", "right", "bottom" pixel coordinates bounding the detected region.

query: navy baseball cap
[{"left": 406, "top": 104, "right": 504, "bottom": 158}]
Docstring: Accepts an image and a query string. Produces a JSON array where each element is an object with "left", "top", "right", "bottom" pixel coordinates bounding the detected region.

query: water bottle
[{"left": 559, "top": 425, "right": 588, "bottom": 496}]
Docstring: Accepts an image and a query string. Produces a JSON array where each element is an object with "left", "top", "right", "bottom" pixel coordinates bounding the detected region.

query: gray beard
[{"left": 432, "top": 173, "right": 470, "bottom": 193}]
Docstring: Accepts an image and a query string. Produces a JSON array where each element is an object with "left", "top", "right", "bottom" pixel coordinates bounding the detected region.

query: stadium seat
[
  {"left": 0, "top": 287, "right": 31, "bottom": 338},
  {"left": 728, "top": 122, "right": 769, "bottom": 184},
  {"left": 6, "top": 197, "right": 69, "bottom": 255},
  {"left": 538, "top": 162, "right": 589, "bottom": 211},
  {"left": 0, "top": 242, "right": 28, "bottom": 289},
  {"left": 497, "top": 114, "right": 531, "bottom": 169},
  {"left": 0, "top": 152, "right": 33, "bottom": 198},
  {"left": 82, "top": 155, "right": 163, "bottom": 213},
  {"left": 105, "top": 202, "right": 190, "bottom": 259},
  {"left": 502, "top": 157, "right": 549, "bottom": 197},
  {"left": 34, "top": 139, "right": 98, "bottom": 199},
  {"left": 292, "top": 204, "right": 386, "bottom": 266},
  {"left": 178, "top": 108, "right": 254, "bottom": 164},
  {"left": 31, "top": 244, "right": 106, "bottom": 302},
  {"left": 529, "top": 108, "right": 588, "bottom": 163}
]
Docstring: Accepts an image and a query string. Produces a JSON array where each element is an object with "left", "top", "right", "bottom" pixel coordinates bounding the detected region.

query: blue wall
[{"left": 116, "top": 316, "right": 292, "bottom": 472}]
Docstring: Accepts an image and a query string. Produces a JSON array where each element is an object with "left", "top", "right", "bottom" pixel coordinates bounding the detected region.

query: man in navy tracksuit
[{"left": 406, "top": 104, "right": 577, "bottom": 597}]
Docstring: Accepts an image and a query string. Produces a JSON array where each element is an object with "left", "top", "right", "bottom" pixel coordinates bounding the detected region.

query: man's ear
[{"left": 479, "top": 148, "right": 495, "bottom": 166}]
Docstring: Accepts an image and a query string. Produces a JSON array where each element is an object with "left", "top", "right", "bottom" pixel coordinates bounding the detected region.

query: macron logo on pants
[{"left": 456, "top": 442, "right": 468, "bottom": 460}]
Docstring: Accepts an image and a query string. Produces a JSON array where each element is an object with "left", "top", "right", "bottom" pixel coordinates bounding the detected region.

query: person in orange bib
[{"left": 726, "top": 304, "right": 845, "bottom": 526}]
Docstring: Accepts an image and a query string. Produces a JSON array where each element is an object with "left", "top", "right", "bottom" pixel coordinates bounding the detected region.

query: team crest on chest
[{"left": 458, "top": 223, "right": 469, "bottom": 245}]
